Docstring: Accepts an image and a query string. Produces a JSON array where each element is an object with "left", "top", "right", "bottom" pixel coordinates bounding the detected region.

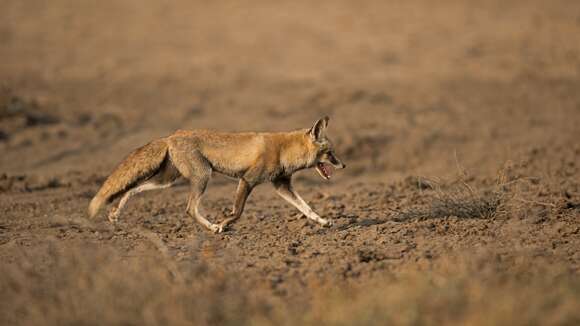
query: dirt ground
[{"left": 1, "top": 0, "right": 580, "bottom": 325}]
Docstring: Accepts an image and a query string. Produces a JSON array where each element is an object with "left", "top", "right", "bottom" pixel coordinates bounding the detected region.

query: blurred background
[{"left": 2, "top": 0, "right": 579, "bottom": 183}]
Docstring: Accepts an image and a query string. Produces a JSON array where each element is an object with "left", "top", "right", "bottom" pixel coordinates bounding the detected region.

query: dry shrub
[
  {"left": 394, "top": 179, "right": 504, "bottom": 221},
  {"left": 391, "top": 160, "right": 560, "bottom": 222}
]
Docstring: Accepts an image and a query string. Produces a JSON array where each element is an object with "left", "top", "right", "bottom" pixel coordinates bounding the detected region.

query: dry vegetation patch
[
  {"left": 393, "top": 177, "right": 505, "bottom": 222},
  {"left": 0, "top": 241, "right": 276, "bottom": 326},
  {"left": 305, "top": 252, "right": 580, "bottom": 326},
  {"left": 1, "top": 243, "right": 579, "bottom": 326}
]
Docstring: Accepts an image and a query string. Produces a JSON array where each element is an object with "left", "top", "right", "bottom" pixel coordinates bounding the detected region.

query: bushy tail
[
  {"left": 88, "top": 139, "right": 169, "bottom": 218},
  {"left": 88, "top": 195, "right": 106, "bottom": 219}
]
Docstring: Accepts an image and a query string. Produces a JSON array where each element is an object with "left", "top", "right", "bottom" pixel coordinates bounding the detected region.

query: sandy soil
[{"left": 1, "top": 1, "right": 579, "bottom": 324}]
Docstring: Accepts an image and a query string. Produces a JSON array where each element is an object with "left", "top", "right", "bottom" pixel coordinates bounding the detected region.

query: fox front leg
[{"left": 272, "top": 177, "right": 332, "bottom": 227}]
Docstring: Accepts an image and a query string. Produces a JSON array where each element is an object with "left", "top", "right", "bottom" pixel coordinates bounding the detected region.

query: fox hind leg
[
  {"left": 185, "top": 177, "right": 220, "bottom": 233},
  {"left": 107, "top": 159, "right": 180, "bottom": 223},
  {"left": 170, "top": 148, "right": 220, "bottom": 233},
  {"left": 107, "top": 182, "right": 174, "bottom": 222}
]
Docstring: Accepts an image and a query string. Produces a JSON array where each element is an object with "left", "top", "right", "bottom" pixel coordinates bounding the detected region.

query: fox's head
[{"left": 307, "top": 116, "right": 346, "bottom": 180}]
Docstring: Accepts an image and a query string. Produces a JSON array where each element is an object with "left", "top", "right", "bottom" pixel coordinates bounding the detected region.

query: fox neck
[{"left": 279, "top": 130, "right": 317, "bottom": 175}]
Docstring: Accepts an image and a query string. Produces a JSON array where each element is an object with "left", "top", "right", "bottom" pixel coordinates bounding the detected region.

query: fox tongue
[
  {"left": 318, "top": 163, "right": 333, "bottom": 179},
  {"left": 323, "top": 163, "right": 333, "bottom": 177}
]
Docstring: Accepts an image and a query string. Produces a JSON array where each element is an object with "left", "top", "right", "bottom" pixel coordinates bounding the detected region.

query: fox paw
[
  {"left": 107, "top": 209, "right": 119, "bottom": 223},
  {"left": 319, "top": 219, "right": 333, "bottom": 227},
  {"left": 209, "top": 224, "right": 223, "bottom": 234}
]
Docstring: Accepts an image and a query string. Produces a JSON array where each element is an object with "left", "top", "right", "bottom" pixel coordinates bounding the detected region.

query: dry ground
[{"left": 1, "top": 0, "right": 580, "bottom": 325}]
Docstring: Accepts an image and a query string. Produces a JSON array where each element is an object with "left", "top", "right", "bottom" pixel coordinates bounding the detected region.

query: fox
[{"left": 88, "top": 116, "right": 345, "bottom": 233}]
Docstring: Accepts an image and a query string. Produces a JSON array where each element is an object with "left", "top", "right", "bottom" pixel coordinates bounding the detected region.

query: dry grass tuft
[
  {"left": 394, "top": 180, "right": 504, "bottom": 221},
  {"left": 391, "top": 161, "right": 553, "bottom": 222}
]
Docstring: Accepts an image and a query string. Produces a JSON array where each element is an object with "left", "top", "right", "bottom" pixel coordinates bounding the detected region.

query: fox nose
[{"left": 340, "top": 163, "right": 346, "bottom": 169}]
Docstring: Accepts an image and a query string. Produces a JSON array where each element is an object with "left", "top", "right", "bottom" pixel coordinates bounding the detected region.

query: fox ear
[{"left": 309, "top": 116, "right": 329, "bottom": 141}]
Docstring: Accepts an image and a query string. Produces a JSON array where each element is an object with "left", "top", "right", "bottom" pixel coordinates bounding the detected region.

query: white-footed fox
[{"left": 88, "top": 116, "right": 345, "bottom": 233}]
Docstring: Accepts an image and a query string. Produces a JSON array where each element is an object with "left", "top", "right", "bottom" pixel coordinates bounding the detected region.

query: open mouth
[{"left": 316, "top": 162, "right": 333, "bottom": 180}]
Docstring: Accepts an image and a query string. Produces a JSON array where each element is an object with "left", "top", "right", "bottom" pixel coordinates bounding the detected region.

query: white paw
[
  {"left": 209, "top": 224, "right": 222, "bottom": 233},
  {"left": 319, "top": 219, "right": 333, "bottom": 227}
]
